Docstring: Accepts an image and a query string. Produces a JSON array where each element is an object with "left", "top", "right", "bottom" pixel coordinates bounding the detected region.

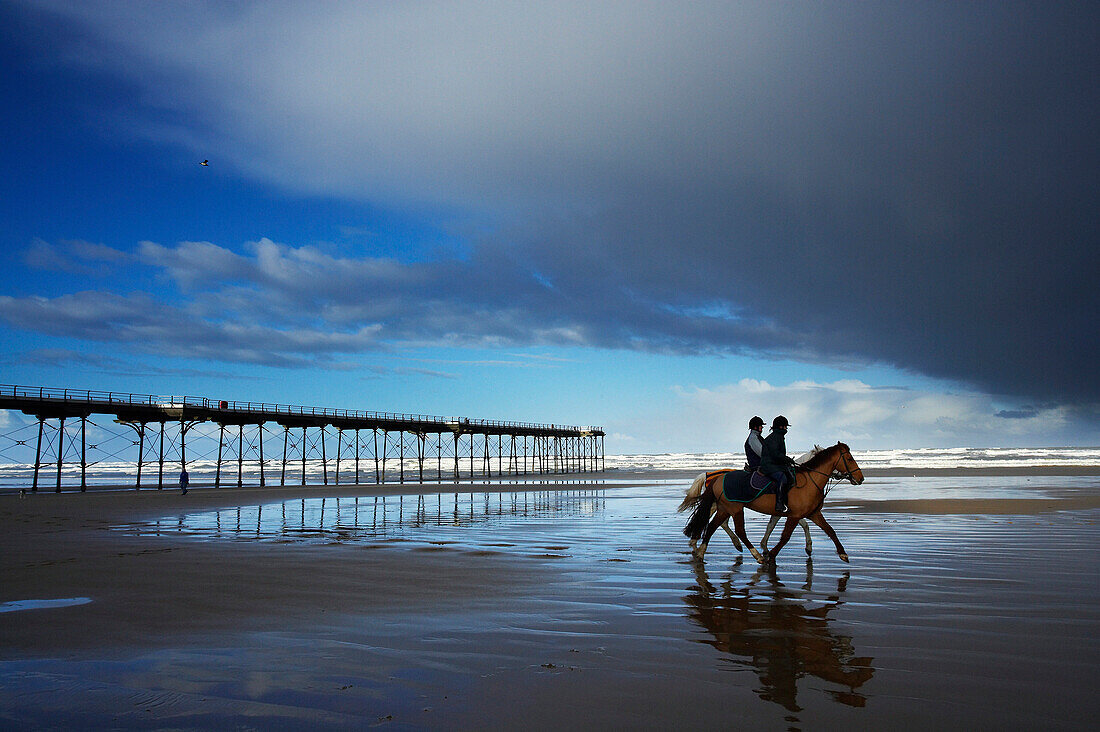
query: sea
[{"left": 1, "top": 446, "right": 1099, "bottom": 491}]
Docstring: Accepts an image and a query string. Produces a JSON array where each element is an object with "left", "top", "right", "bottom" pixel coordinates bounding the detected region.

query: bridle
[
  {"left": 833, "top": 448, "right": 860, "bottom": 484},
  {"left": 797, "top": 446, "right": 860, "bottom": 496}
]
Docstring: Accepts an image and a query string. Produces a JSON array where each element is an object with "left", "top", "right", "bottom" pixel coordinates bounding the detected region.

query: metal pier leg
[
  {"left": 451, "top": 433, "right": 459, "bottom": 479},
  {"left": 281, "top": 426, "right": 289, "bottom": 486},
  {"left": 301, "top": 427, "right": 307, "bottom": 486},
  {"left": 382, "top": 430, "right": 391, "bottom": 484},
  {"left": 32, "top": 417, "right": 43, "bottom": 493},
  {"left": 237, "top": 425, "right": 244, "bottom": 489},
  {"left": 158, "top": 422, "right": 165, "bottom": 489},
  {"left": 355, "top": 429, "right": 360, "bottom": 485},
  {"left": 258, "top": 424, "right": 266, "bottom": 487},
  {"left": 80, "top": 416, "right": 87, "bottom": 492},
  {"left": 180, "top": 420, "right": 188, "bottom": 471},
  {"left": 335, "top": 428, "right": 343, "bottom": 485},
  {"left": 418, "top": 433, "right": 425, "bottom": 483},
  {"left": 399, "top": 430, "right": 405, "bottom": 484},
  {"left": 136, "top": 423, "right": 145, "bottom": 489},
  {"left": 55, "top": 416, "right": 65, "bottom": 493},
  {"left": 437, "top": 433, "right": 442, "bottom": 483},
  {"left": 215, "top": 423, "right": 225, "bottom": 489},
  {"left": 373, "top": 429, "right": 380, "bottom": 484},
  {"left": 321, "top": 426, "right": 328, "bottom": 485}
]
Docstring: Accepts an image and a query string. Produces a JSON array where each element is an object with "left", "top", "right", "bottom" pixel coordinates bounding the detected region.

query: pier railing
[{"left": 0, "top": 384, "right": 598, "bottom": 433}]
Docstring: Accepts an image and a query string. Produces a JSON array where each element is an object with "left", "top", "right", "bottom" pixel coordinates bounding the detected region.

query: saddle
[
  {"left": 721, "top": 469, "right": 771, "bottom": 503},
  {"left": 749, "top": 470, "right": 773, "bottom": 493}
]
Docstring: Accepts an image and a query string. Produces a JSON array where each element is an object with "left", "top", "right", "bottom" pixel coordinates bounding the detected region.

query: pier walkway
[{"left": 0, "top": 385, "right": 604, "bottom": 492}]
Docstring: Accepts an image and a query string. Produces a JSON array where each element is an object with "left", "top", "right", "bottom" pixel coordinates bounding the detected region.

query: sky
[{"left": 1, "top": 1, "right": 1097, "bottom": 453}]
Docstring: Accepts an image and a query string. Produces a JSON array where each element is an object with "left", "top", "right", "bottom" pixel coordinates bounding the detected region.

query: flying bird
[{"left": 200, "top": 160, "right": 209, "bottom": 166}]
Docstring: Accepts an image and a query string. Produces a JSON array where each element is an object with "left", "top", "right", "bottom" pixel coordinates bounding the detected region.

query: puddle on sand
[
  {"left": 114, "top": 487, "right": 607, "bottom": 549},
  {"left": 0, "top": 598, "right": 92, "bottom": 613}
]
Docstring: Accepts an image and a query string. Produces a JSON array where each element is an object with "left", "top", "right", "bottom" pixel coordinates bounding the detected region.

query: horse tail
[
  {"left": 677, "top": 472, "right": 708, "bottom": 513},
  {"left": 683, "top": 481, "right": 717, "bottom": 540}
]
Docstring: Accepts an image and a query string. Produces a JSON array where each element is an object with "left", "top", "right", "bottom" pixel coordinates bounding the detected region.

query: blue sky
[{"left": 1, "top": 1, "right": 1098, "bottom": 453}]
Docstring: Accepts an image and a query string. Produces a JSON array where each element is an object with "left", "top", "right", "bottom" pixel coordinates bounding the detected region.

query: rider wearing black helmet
[
  {"left": 759, "top": 415, "right": 796, "bottom": 513},
  {"left": 745, "top": 416, "right": 765, "bottom": 470}
]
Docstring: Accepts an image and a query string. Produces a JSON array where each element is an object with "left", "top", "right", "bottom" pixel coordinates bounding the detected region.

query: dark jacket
[{"left": 759, "top": 429, "right": 793, "bottom": 476}]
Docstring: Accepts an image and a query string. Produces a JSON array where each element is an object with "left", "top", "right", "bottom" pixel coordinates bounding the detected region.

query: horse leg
[
  {"left": 808, "top": 511, "right": 848, "bottom": 563},
  {"left": 801, "top": 518, "right": 813, "bottom": 555},
  {"left": 721, "top": 517, "right": 744, "bottom": 552},
  {"left": 693, "top": 506, "right": 729, "bottom": 560},
  {"left": 731, "top": 509, "right": 763, "bottom": 563},
  {"left": 760, "top": 513, "right": 781, "bottom": 553},
  {"left": 767, "top": 516, "right": 799, "bottom": 561}
]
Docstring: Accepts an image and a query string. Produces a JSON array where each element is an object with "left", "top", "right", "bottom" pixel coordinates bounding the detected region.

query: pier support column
[
  {"left": 301, "top": 427, "right": 307, "bottom": 486},
  {"left": 258, "top": 424, "right": 266, "bottom": 487},
  {"left": 281, "top": 426, "right": 289, "bottom": 486},
  {"left": 321, "top": 426, "right": 328, "bottom": 485},
  {"left": 157, "top": 422, "right": 165, "bottom": 489},
  {"left": 451, "top": 433, "right": 459, "bottom": 479},
  {"left": 237, "top": 425, "right": 244, "bottom": 489},
  {"left": 31, "top": 417, "right": 43, "bottom": 493},
  {"left": 80, "top": 416, "right": 87, "bottom": 492},
  {"left": 335, "top": 428, "right": 343, "bottom": 485},
  {"left": 135, "top": 422, "right": 145, "bottom": 488},
  {"left": 215, "top": 423, "right": 225, "bottom": 488},
  {"left": 374, "top": 428, "right": 381, "bottom": 484},
  {"left": 55, "top": 416, "right": 65, "bottom": 493},
  {"left": 417, "top": 432, "right": 425, "bottom": 483},
  {"left": 380, "top": 430, "right": 388, "bottom": 484}
]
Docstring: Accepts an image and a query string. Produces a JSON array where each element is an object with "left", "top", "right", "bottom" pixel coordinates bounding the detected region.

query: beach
[{"left": 2, "top": 470, "right": 1098, "bottom": 730}]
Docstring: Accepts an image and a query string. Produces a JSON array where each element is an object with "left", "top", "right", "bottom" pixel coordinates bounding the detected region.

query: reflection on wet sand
[
  {"left": 684, "top": 560, "right": 874, "bottom": 713},
  {"left": 126, "top": 486, "right": 606, "bottom": 544}
]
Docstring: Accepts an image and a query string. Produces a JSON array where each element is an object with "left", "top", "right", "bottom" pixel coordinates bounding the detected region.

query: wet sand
[{"left": 2, "top": 472, "right": 1098, "bottom": 729}]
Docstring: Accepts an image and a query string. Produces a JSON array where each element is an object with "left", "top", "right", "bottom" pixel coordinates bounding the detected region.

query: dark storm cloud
[{"left": 9, "top": 1, "right": 1100, "bottom": 407}]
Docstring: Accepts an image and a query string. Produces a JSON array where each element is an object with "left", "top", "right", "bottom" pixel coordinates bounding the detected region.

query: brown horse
[{"left": 683, "top": 443, "right": 864, "bottom": 563}]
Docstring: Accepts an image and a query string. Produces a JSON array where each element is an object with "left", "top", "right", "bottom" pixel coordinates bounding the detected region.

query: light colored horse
[
  {"left": 682, "top": 443, "right": 864, "bottom": 563},
  {"left": 680, "top": 447, "right": 822, "bottom": 556}
]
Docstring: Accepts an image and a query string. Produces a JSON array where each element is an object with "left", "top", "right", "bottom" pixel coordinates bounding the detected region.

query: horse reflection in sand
[{"left": 684, "top": 561, "right": 874, "bottom": 712}]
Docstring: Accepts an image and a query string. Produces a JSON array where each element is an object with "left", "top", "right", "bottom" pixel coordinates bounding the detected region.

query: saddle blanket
[{"left": 722, "top": 469, "right": 774, "bottom": 503}]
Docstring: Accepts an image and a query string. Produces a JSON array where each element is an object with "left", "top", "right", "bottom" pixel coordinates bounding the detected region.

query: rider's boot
[{"left": 775, "top": 485, "right": 788, "bottom": 513}]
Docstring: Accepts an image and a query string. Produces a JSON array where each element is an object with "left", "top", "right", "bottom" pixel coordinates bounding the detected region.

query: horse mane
[{"left": 802, "top": 443, "right": 848, "bottom": 472}]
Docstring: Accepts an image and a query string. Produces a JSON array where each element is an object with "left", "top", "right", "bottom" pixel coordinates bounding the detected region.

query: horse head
[{"left": 832, "top": 442, "right": 864, "bottom": 485}]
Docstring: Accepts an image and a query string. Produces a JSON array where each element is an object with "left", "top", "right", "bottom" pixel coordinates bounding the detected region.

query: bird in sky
[{"left": 200, "top": 160, "right": 208, "bottom": 166}]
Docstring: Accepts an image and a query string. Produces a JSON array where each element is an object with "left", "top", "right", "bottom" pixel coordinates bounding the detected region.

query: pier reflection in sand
[
  {"left": 685, "top": 560, "right": 874, "bottom": 712},
  {"left": 125, "top": 485, "right": 606, "bottom": 544}
]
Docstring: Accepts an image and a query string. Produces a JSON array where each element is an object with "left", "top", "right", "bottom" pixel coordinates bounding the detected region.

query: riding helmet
[
  {"left": 749, "top": 416, "right": 764, "bottom": 430},
  {"left": 772, "top": 415, "right": 790, "bottom": 429}
]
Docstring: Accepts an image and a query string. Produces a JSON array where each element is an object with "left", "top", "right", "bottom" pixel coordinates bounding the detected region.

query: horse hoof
[{"left": 839, "top": 553, "right": 849, "bottom": 563}]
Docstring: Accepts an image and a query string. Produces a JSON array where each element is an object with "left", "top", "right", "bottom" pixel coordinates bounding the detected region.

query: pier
[{"left": 0, "top": 385, "right": 604, "bottom": 492}]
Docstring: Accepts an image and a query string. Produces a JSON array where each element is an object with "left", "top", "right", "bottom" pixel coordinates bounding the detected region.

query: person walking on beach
[
  {"left": 745, "top": 416, "right": 765, "bottom": 470},
  {"left": 760, "top": 416, "right": 795, "bottom": 513},
  {"left": 179, "top": 468, "right": 189, "bottom": 495}
]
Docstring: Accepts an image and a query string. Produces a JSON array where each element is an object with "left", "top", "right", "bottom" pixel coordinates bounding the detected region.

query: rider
[
  {"left": 745, "top": 416, "right": 765, "bottom": 470},
  {"left": 760, "top": 415, "right": 796, "bottom": 513}
]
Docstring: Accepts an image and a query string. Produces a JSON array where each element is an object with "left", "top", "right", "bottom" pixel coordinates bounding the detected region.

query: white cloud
[{"left": 605, "top": 379, "right": 1070, "bottom": 452}]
